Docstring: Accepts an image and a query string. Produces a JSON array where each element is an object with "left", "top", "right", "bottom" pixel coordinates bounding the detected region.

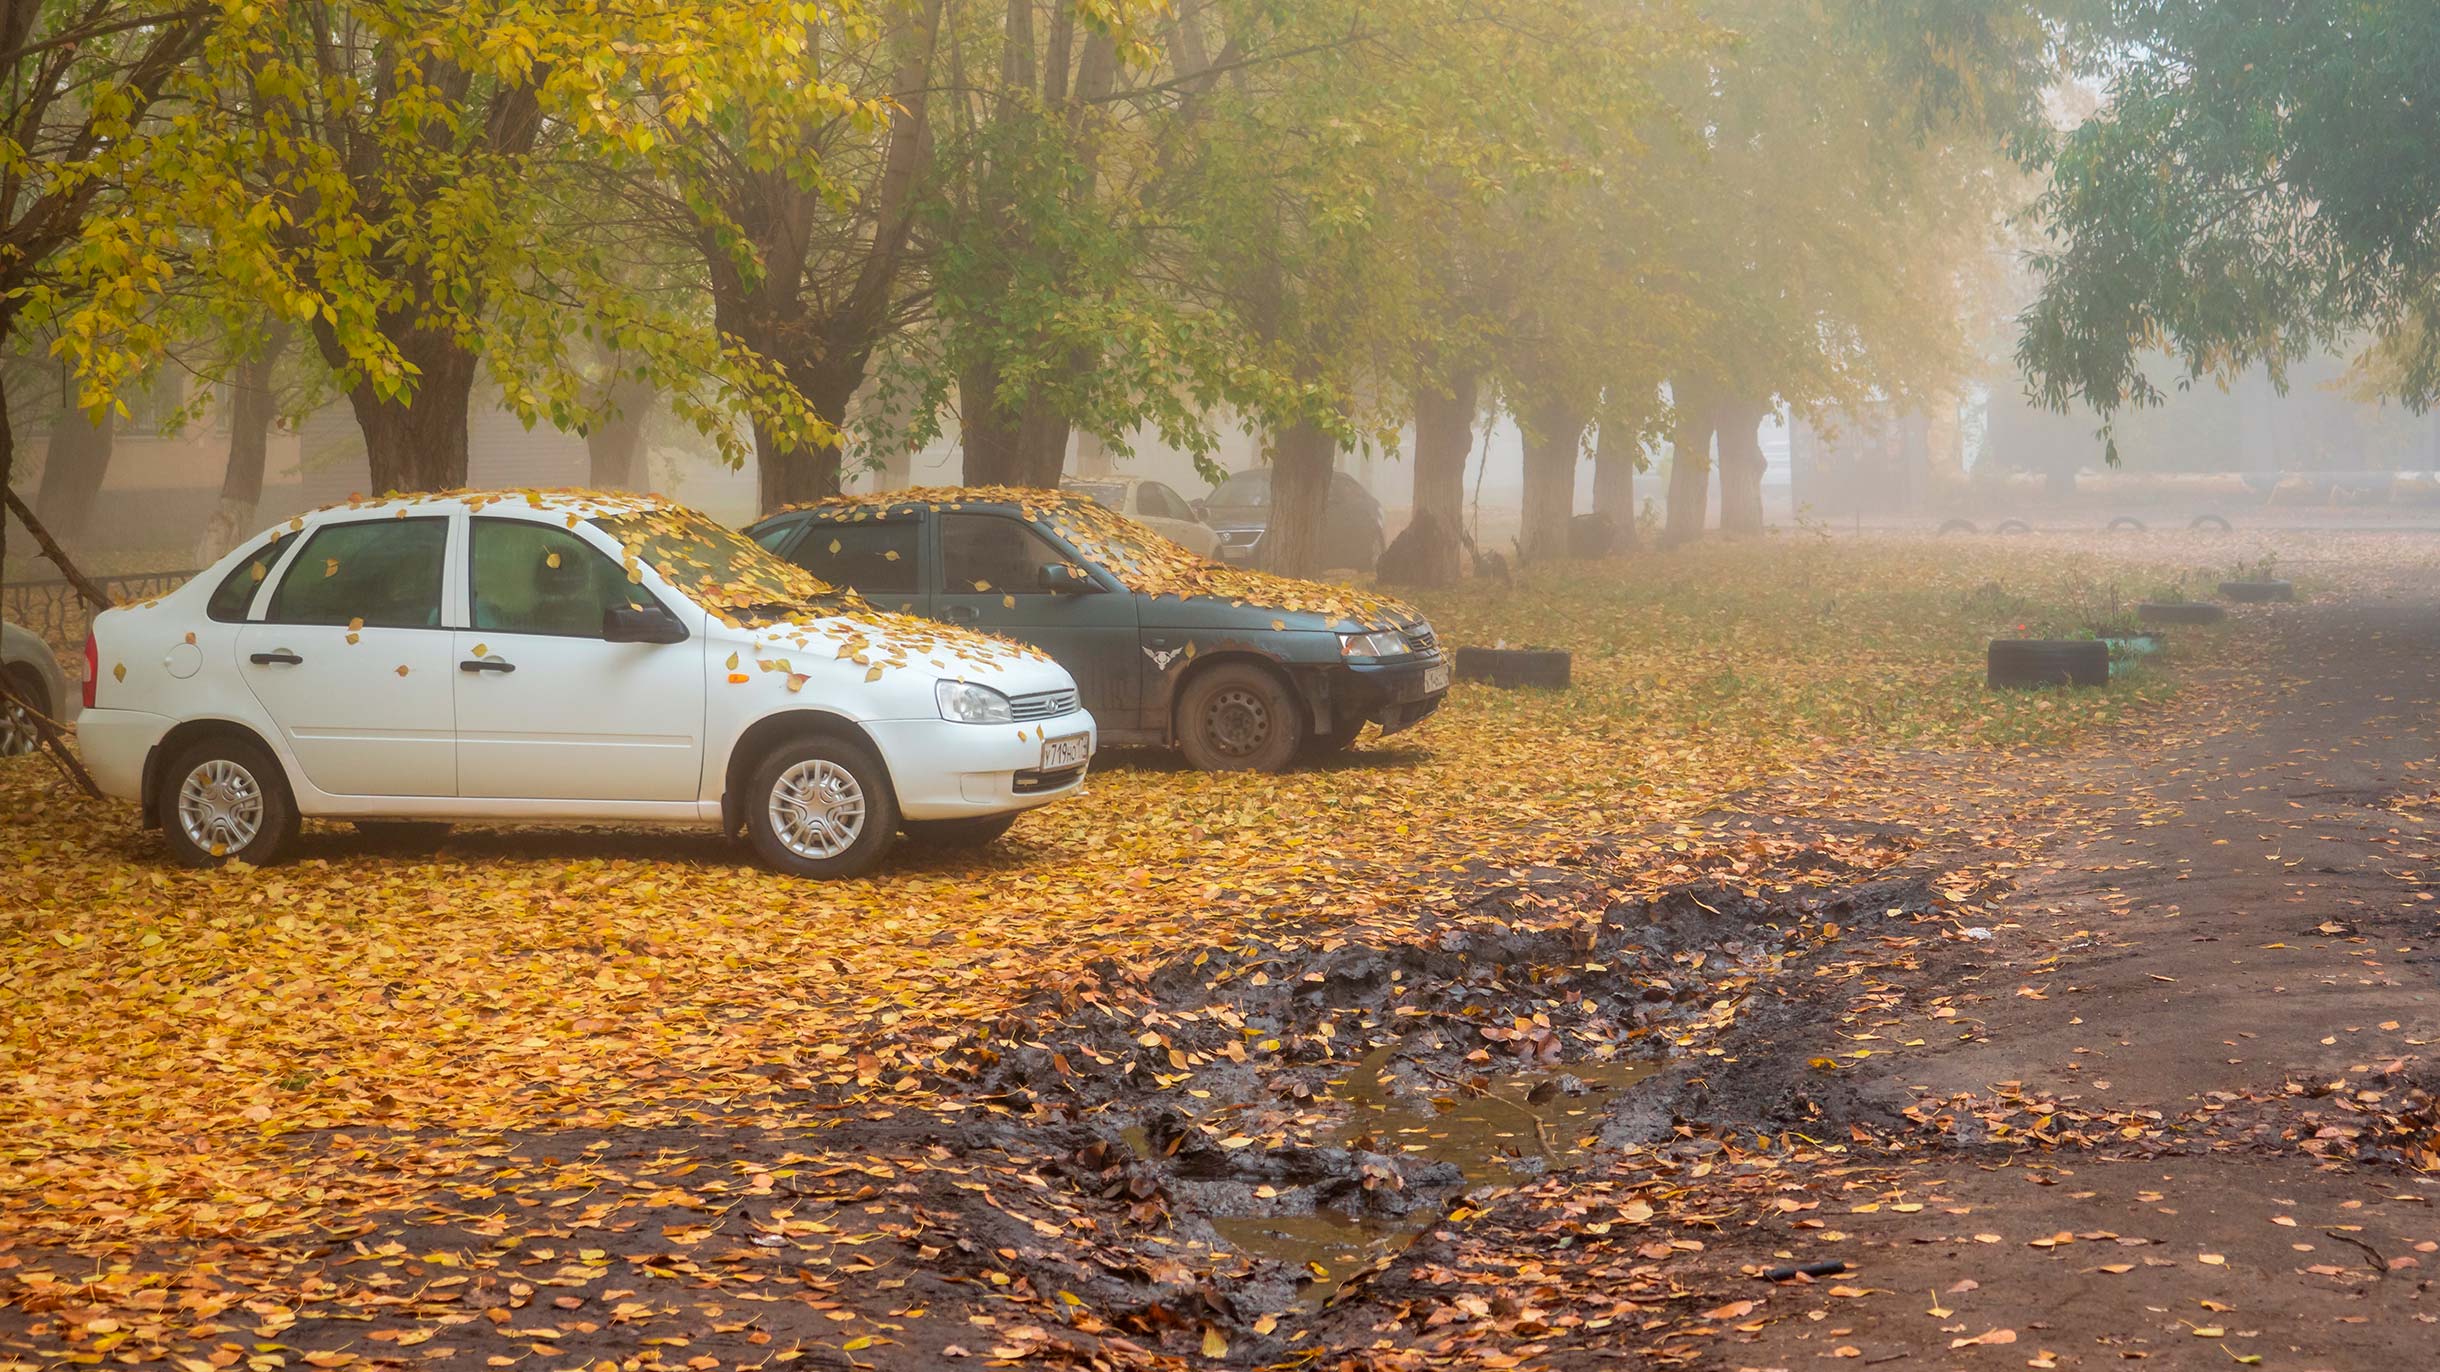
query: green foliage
[{"left": 2021, "top": 1, "right": 2440, "bottom": 418}]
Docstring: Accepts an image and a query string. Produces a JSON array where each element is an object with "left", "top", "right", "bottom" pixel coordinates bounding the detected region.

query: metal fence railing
[{"left": 3, "top": 569, "right": 199, "bottom": 678}]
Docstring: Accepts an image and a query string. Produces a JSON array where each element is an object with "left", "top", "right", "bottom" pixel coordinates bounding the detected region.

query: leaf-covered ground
[{"left": 5, "top": 531, "right": 2377, "bottom": 1371}]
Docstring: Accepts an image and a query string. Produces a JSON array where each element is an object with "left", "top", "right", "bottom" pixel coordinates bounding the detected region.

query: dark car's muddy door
[{"left": 935, "top": 512, "right": 1141, "bottom": 727}]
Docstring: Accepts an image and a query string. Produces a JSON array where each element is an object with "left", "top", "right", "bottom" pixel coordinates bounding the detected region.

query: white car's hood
[{"left": 713, "top": 606, "right": 1076, "bottom": 698}]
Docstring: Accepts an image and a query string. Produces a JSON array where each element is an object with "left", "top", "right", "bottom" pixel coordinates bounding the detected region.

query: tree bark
[
  {"left": 1410, "top": 368, "right": 1476, "bottom": 584},
  {"left": 0, "top": 375, "right": 13, "bottom": 574},
  {"left": 198, "top": 329, "right": 291, "bottom": 563},
  {"left": 755, "top": 361, "right": 861, "bottom": 512},
  {"left": 312, "top": 320, "right": 478, "bottom": 493},
  {"left": 1592, "top": 419, "right": 1638, "bottom": 550},
  {"left": 586, "top": 373, "right": 654, "bottom": 491},
  {"left": 959, "top": 356, "right": 1023, "bottom": 486},
  {"left": 1663, "top": 378, "right": 1717, "bottom": 546},
  {"left": 1518, "top": 399, "right": 1586, "bottom": 566},
  {"left": 1266, "top": 418, "right": 1335, "bottom": 578},
  {"left": 33, "top": 395, "right": 112, "bottom": 546},
  {"left": 1715, "top": 397, "right": 1770, "bottom": 538}
]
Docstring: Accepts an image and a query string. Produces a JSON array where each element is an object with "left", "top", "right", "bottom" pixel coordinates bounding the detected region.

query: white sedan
[
  {"left": 77, "top": 491, "right": 1096, "bottom": 877},
  {"left": 1060, "top": 476, "right": 1224, "bottom": 559}
]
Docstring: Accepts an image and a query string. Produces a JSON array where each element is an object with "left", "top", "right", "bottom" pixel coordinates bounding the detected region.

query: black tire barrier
[
  {"left": 1455, "top": 646, "right": 1572, "bottom": 690},
  {"left": 1987, "top": 639, "right": 2109, "bottom": 689},
  {"left": 2190, "top": 514, "right": 2232, "bottom": 532},
  {"left": 1993, "top": 519, "right": 2032, "bottom": 536},
  {"left": 2220, "top": 579, "right": 2294, "bottom": 603},
  {"left": 2139, "top": 601, "right": 2227, "bottom": 626},
  {"left": 2106, "top": 516, "right": 2148, "bottom": 533},
  {"left": 1937, "top": 518, "right": 1979, "bottom": 536}
]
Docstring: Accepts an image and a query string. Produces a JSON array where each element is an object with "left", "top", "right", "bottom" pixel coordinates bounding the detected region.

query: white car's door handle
[
  {"left": 249, "top": 650, "right": 303, "bottom": 666},
  {"left": 459, "top": 658, "right": 516, "bottom": 674}
]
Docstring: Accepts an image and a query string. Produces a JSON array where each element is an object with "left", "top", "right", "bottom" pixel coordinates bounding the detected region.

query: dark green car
[{"left": 744, "top": 488, "right": 1448, "bottom": 771}]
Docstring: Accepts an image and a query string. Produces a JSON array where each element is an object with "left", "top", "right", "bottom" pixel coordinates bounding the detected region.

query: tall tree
[
  {"left": 0, "top": 0, "right": 209, "bottom": 570},
  {"left": 2021, "top": 2, "right": 2440, "bottom": 423},
  {"left": 197, "top": 322, "right": 295, "bottom": 563}
]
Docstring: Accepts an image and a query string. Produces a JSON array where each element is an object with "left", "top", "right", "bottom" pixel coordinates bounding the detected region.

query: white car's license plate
[
  {"left": 1423, "top": 663, "right": 1451, "bottom": 694},
  {"left": 1041, "top": 733, "right": 1092, "bottom": 769}
]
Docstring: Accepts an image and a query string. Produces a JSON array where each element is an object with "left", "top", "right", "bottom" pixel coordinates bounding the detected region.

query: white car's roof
[{"left": 289, "top": 488, "right": 676, "bottom": 522}]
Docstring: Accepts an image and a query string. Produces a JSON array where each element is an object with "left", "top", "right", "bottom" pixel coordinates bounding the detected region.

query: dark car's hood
[{"left": 1200, "top": 503, "right": 1267, "bottom": 530}]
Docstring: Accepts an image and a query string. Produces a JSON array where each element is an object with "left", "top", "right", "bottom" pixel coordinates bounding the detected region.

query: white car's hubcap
[
  {"left": 770, "top": 759, "right": 866, "bottom": 860},
  {"left": 179, "top": 759, "right": 265, "bottom": 854}
]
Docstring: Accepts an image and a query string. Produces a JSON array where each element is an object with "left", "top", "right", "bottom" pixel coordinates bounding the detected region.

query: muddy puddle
[{"left": 1177, "top": 1046, "right": 1656, "bottom": 1311}]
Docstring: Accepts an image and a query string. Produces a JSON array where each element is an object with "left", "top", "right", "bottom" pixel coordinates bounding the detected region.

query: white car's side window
[
  {"left": 468, "top": 519, "right": 664, "bottom": 638},
  {"left": 266, "top": 519, "right": 450, "bottom": 629}
]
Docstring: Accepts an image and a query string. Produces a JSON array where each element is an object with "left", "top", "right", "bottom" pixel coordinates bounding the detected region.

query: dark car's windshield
[
  {"left": 590, "top": 507, "right": 844, "bottom": 619},
  {"left": 1041, "top": 500, "right": 1201, "bottom": 582},
  {"left": 1209, "top": 471, "right": 1268, "bottom": 507}
]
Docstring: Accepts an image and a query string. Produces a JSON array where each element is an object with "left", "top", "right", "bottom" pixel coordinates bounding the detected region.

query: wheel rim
[
  {"left": 1202, "top": 686, "right": 1275, "bottom": 758},
  {"left": 769, "top": 758, "right": 868, "bottom": 860},
  {"left": 178, "top": 758, "right": 266, "bottom": 855},
  {"left": 0, "top": 701, "right": 34, "bottom": 757}
]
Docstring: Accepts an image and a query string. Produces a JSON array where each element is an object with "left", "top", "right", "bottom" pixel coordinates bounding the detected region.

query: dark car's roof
[{"left": 776, "top": 487, "right": 1420, "bottom": 629}]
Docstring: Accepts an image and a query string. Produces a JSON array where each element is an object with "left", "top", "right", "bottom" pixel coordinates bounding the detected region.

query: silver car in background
[{"left": 2, "top": 620, "right": 75, "bottom": 756}]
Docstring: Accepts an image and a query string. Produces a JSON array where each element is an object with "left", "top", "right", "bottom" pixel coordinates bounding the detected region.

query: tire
[
  {"left": 1986, "top": 639, "right": 2109, "bottom": 690},
  {"left": 902, "top": 813, "right": 1019, "bottom": 848},
  {"left": 351, "top": 820, "right": 453, "bottom": 850},
  {"left": 1301, "top": 714, "right": 1367, "bottom": 757},
  {"left": 0, "top": 665, "right": 46, "bottom": 758},
  {"left": 1993, "top": 519, "right": 2032, "bottom": 536},
  {"left": 157, "top": 734, "right": 299, "bottom": 867},
  {"left": 2190, "top": 514, "right": 2232, "bottom": 533},
  {"left": 1454, "top": 646, "right": 1573, "bottom": 690},
  {"left": 1936, "top": 518, "right": 1979, "bottom": 536},
  {"left": 2106, "top": 516, "right": 2147, "bottom": 533},
  {"left": 2139, "top": 601, "right": 2227, "bottom": 626},
  {"left": 2219, "top": 579, "right": 2294, "bottom": 603},
  {"left": 1177, "top": 662, "right": 1304, "bottom": 773},
  {"left": 743, "top": 733, "right": 899, "bottom": 878}
]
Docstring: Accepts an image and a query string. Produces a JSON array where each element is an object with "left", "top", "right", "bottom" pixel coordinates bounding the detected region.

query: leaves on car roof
[{"left": 789, "top": 487, "right": 1424, "bottom": 631}]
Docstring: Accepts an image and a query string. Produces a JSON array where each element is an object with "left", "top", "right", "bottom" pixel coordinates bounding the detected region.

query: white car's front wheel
[{"left": 744, "top": 734, "right": 899, "bottom": 879}]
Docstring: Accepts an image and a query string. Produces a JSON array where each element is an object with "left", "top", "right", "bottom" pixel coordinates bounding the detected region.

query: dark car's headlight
[
  {"left": 936, "top": 680, "right": 1014, "bottom": 723},
  {"left": 1339, "top": 631, "right": 1410, "bottom": 658}
]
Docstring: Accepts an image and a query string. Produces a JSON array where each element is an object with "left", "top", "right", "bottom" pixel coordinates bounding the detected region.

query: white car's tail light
[{"left": 82, "top": 632, "right": 98, "bottom": 711}]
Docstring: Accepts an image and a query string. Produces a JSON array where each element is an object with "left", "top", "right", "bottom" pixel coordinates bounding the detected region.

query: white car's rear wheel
[
  {"left": 159, "top": 735, "right": 298, "bottom": 867},
  {"left": 744, "top": 734, "right": 898, "bottom": 878}
]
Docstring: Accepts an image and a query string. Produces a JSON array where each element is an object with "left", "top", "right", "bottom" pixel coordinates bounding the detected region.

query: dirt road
[{"left": 1663, "top": 588, "right": 2440, "bottom": 1368}]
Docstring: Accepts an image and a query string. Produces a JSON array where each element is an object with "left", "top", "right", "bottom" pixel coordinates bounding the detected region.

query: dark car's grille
[
  {"left": 1011, "top": 688, "right": 1080, "bottom": 722},
  {"left": 1404, "top": 627, "right": 1439, "bottom": 656},
  {"left": 1217, "top": 528, "right": 1264, "bottom": 547}
]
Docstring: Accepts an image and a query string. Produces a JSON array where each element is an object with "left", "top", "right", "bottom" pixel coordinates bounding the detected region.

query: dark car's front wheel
[
  {"left": 1178, "top": 663, "right": 1304, "bottom": 772},
  {"left": 745, "top": 734, "right": 899, "bottom": 878}
]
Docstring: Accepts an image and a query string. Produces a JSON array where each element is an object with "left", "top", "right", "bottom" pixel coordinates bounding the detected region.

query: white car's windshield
[{"left": 590, "top": 507, "right": 844, "bottom": 619}]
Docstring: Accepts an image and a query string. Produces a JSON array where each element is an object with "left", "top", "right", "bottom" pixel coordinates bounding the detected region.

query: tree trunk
[
  {"left": 0, "top": 378, "right": 13, "bottom": 574},
  {"left": 586, "top": 374, "right": 655, "bottom": 491},
  {"left": 1266, "top": 419, "right": 1335, "bottom": 578},
  {"left": 756, "top": 362, "right": 860, "bottom": 513},
  {"left": 959, "top": 356, "right": 1022, "bottom": 486},
  {"left": 1013, "top": 401, "right": 1071, "bottom": 488},
  {"left": 1663, "top": 378, "right": 1717, "bottom": 546},
  {"left": 198, "top": 334, "right": 289, "bottom": 563},
  {"left": 1411, "top": 368, "right": 1475, "bottom": 584},
  {"left": 1593, "top": 420, "right": 1638, "bottom": 551},
  {"left": 1518, "top": 400, "right": 1585, "bottom": 566},
  {"left": 33, "top": 398, "right": 113, "bottom": 546},
  {"left": 1715, "top": 398, "right": 1769, "bottom": 538}
]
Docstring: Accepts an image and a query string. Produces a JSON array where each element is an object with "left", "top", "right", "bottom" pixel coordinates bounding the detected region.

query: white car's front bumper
[
  {"left": 867, "top": 709, "right": 1097, "bottom": 821},
  {"left": 74, "top": 707, "right": 176, "bottom": 802}
]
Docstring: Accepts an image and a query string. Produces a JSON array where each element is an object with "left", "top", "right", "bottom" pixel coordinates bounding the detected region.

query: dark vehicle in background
[
  {"left": 746, "top": 490, "right": 1447, "bottom": 772},
  {"left": 1198, "top": 469, "right": 1386, "bottom": 573},
  {"left": 2, "top": 620, "right": 75, "bottom": 757}
]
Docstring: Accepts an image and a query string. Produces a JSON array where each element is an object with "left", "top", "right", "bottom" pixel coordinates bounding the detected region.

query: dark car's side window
[
  {"left": 790, "top": 521, "right": 921, "bottom": 596},
  {"left": 267, "top": 518, "right": 448, "bottom": 629},
  {"left": 469, "top": 519, "right": 662, "bottom": 638},
  {"left": 749, "top": 517, "right": 805, "bottom": 554},
  {"left": 940, "top": 513, "right": 1082, "bottom": 595},
  {"left": 207, "top": 530, "right": 301, "bottom": 622}
]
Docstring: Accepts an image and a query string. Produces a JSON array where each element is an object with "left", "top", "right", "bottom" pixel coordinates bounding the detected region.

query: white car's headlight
[
  {"left": 1339, "top": 630, "right": 1411, "bottom": 658},
  {"left": 936, "top": 679, "right": 1014, "bottom": 723}
]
